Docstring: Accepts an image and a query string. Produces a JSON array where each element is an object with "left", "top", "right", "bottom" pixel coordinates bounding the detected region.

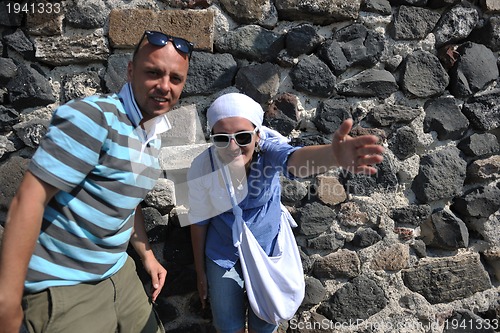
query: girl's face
[{"left": 211, "top": 117, "right": 259, "bottom": 169}]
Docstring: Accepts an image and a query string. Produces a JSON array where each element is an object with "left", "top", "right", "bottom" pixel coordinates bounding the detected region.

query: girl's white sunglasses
[{"left": 210, "top": 128, "right": 258, "bottom": 148}]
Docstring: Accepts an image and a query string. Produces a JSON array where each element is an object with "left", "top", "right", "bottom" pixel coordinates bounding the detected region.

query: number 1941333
[{"left": 6, "top": 2, "right": 61, "bottom": 15}]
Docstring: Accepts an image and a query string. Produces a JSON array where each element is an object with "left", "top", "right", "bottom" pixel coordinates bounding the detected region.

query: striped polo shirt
[{"left": 25, "top": 84, "right": 170, "bottom": 293}]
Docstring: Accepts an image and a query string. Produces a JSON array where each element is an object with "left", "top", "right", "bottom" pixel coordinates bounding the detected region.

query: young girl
[{"left": 187, "top": 93, "right": 384, "bottom": 333}]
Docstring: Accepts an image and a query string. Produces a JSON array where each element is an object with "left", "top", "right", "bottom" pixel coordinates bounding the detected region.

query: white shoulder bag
[{"left": 217, "top": 157, "right": 305, "bottom": 325}]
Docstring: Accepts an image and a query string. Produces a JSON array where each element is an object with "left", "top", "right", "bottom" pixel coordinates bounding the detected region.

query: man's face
[{"left": 127, "top": 41, "right": 189, "bottom": 125}]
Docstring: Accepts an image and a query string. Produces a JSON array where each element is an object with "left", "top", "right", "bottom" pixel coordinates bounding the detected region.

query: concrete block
[
  {"left": 159, "top": 143, "right": 210, "bottom": 171},
  {"left": 108, "top": 9, "right": 214, "bottom": 51},
  {"left": 161, "top": 103, "right": 206, "bottom": 147}
]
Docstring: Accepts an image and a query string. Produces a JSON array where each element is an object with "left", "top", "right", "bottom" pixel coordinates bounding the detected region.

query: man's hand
[
  {"left": 130, "top": 206, "right": 167, "bottom": 302},
  {"left": 141, "top": 255, "right": 167, "bottom": 302}
]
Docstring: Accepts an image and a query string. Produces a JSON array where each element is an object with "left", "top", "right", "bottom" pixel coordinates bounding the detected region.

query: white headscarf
[
  {"left": 207, "top": 93, "right": 289, "bottom": 145},
  {"left": 207, "top": 93, "right": 264, "bottom": 131}
]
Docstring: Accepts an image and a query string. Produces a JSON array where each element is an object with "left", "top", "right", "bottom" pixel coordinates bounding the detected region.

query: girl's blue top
[{"left": 187, "top": 139, "right": 300, "bottom": 269}]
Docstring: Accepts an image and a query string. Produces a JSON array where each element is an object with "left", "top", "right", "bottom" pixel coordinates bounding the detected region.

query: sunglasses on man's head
[
  {"left": 210, "top": 128, "right": 258, "bottom": 148},
  {"left": 134, "top": 30, "right": 194, "bottom": 58}
]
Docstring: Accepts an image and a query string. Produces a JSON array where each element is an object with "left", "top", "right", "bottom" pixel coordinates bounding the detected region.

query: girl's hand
[
  {"left": 196, "top": 271, "right": 208, "bottom": 309},
  {"left": 331, "top": 119, "right": 384, "bottom": 175}
]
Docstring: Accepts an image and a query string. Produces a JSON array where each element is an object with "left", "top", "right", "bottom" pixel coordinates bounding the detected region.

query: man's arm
[
  {"left": 0, "top": 171, "right": 58, "bottom": 333},
  {"left": 129, "top": 206, "right": 166, "bottom": 302}
]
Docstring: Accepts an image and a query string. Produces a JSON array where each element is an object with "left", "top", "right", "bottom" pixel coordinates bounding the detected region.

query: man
[{"left": 0, "top": 30, "right": 193, "bottom": 333}]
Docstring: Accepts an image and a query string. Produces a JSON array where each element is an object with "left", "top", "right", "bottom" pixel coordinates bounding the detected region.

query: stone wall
[{"left": 1, "top": 0, "right": 500, "bottom": 332}]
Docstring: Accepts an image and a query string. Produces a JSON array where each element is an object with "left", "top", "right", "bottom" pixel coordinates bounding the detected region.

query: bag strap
[
  {"left": 209, "top": 148, "right": 244, "bottom": 247},
  {"left": 208, "top": 146, "right": 215, "bottom": 172},
  {"left": 210, "top": 147, "right": 297, "bottom": 248}
]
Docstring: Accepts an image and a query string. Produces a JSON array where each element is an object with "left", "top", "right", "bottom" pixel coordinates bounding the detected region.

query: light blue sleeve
[{"left": 260, "top": 139, "right": 301, "bottom": 179}]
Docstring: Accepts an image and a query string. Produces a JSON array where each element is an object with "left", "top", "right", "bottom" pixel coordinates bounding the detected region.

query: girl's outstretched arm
[{"left": 287, "top": 119, "right": 384, "bottom": 178}]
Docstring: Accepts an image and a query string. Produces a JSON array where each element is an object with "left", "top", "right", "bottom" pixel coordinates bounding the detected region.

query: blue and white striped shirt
[{"left": 25, "top": 84, "right": 170, "bottom": 293}]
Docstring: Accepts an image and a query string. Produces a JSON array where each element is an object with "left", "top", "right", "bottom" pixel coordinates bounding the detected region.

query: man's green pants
[{"left": 22, "top": 256, "right": 164, "bottom": 333}]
